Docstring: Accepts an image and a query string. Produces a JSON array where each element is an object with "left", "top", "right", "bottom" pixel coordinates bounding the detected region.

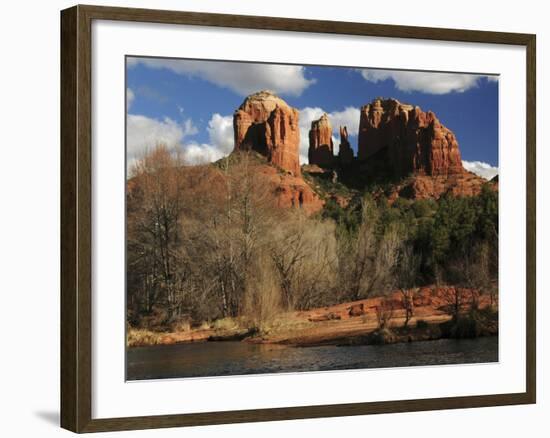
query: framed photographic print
[{"left": 60, "top": 4, "right": 536, "bottom": 433}]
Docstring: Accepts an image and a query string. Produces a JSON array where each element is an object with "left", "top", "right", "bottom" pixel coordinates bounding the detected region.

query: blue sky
[{"left": 126, "top": 57, "right": 499, "bottom": 179}]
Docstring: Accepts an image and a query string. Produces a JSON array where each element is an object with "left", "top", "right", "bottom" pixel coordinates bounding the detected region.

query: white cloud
[
  {"left": 462, "top": 160, "right": 498, "bottom": 180},
  {"left": 207, "top": 114, "right": 234, "bottom": 155},
  {"left": 182, "top": 114, "right": 234, "bottom": 165},
  {"left": 298, "top": 107, "right": 360, "bottom": 164},
  {"left": 126, "top": 111, "right": 234, "bottom": 167},
  {"left": 182, "top": 118, "right": 198, "bottom": 137},
  {"left": 326, "top": 107, "right": 361, "bottom": 137},
  {"left": 127, "top": 115, "right": 194, "bottom": 159},
  {"left": 182, "top": 143, "right": 226, "bottom": 165},
  {"left": 359, "top": 69, "right": 495, "bottom": 94},
  {"left": 126, "top": 88, "right": 135, "bottom": 109},
  {"left": 128, "top": 58, "right": 315, "bottom": 96}
]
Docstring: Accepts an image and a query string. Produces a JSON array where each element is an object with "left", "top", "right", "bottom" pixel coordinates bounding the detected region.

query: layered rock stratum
[
  {"left": 233, "top": 90, "right": 301, "bottom": 176},
  {"left": 358, "top": 98, "right": 464, "bottom": 178}
]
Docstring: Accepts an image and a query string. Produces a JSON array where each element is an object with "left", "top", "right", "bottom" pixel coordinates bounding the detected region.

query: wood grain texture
[
  {"left": 60, "top": 5, "right": 78, "bottom": 432},
  {"left": 60, "top": 4, "right": 537, "bottom": 433}
]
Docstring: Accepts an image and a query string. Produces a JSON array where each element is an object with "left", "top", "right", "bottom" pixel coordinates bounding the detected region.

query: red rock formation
[
  {"left": 385, "top": 171, "right": 496, "bottom": 202},
  {"left": 308, "top": 113, "right": 334, "bottom": 167},
  {"left": 233, "top": 90, "right": 301, "bottom": 176},
  {"left": 358, "top": 98, "right": 464, "bottom": 178},
  {"left": 255, "top": 164, "right": 324, "bottom": 215},
  {"left": 348, "top": 303, "right": 365, "bottom": 317},
  {"left": 338, "top": 126, "right": 354, "bottom": 166}
]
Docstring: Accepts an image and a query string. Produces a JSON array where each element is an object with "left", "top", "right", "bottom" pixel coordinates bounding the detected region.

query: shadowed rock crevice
[{"left": 338, "top": 126, "right": 354, "bottom": 167}]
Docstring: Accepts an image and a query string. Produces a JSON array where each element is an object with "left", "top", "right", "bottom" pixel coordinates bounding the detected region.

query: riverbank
[{"left": 127, "top": 286, "right": 498, "bottom": 348}]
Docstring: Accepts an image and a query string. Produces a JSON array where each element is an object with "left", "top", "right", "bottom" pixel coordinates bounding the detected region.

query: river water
[{"left": 126, "top": 336, "right": 498, "bottom": 380}]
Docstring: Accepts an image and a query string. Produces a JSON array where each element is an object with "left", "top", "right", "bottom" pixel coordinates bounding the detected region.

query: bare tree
[
  {"left": 127, "top": 145, "right": 188, "bottom": 322},
  {"left": 338, "top": 198, "right": 401, "bottom": 302},
  {"left": 471, "top": 241, "right": 496, "bottom": 308},
  {"left": 439, "top": 286, "right": 468, "bottom": 320},
  {"left": 242, "top": 253, "right": 282, "bottom": 331},
  {"left": 445, "top": 241, "right": 495, "bottom": 316},
  {"left": 396, "top": 245, "right": 421, "bottom": 328},
  {"left": 270, "top": 216, "right": 308, "bottom": 310},
  {"left": 269, "top": 213, "right": 338, "bottom": 310},
  {"left": 375, "top": 299, "right": 395, "bottom": 329},
  {"left": 178, "top": 152, "right": 280, "bottom": 319}
]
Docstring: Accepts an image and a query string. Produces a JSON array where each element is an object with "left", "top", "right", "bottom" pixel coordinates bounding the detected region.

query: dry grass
[
  {"left": 211, "top": 317, "right": 240, "bottom": 331},
  {"left": 126, "top": 328, "right": 164, "bottom": 347},
  {"left": 197, "top": 321, "right": 212, "bottom": 330},
  {"left": 170, "top": 320, "right": 191, "bottom": 332},
  {"left": 251, "top": 313, "right": 314, "bottom": 336}
]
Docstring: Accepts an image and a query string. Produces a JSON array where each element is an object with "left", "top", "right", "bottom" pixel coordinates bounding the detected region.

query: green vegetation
[
  {"left": 440, "top": 307, "right": 499, "bottom": 339},
  {"left": 319, "top": 184, "right": 498, "bottom": 286},
  {"left": 302, "top": 170, "right": 355, "bottom": 200},
  {"left": 416, "top": 319, "right": 429, "bottom": 329}
]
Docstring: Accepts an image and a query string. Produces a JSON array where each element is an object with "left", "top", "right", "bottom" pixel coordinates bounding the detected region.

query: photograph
[
  {"left": 60, "top": 4, "right": 537, "bottom": 428},
  {"left": 0, "top": 0, "right": 543, "bottom": 435},
  {"left": 124, "top": 57, "right": 500, "bottom": 381}
]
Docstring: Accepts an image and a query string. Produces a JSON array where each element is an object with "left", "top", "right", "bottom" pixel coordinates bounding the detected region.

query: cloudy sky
[{"left": 126, "top": 57, "right": 499, "bottom": 179}]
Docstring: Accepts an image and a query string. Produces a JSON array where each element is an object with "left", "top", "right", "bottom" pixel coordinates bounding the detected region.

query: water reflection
[{"left": 127, "top": 337, "right": 498, "bottom": 380}]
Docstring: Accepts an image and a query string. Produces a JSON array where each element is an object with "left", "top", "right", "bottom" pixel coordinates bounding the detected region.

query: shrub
[
  {"left": 366, "top": 328, "right": 397, "bottom": 345},
  {"left": 416, "top": 319, "right": 429, "bottom": 329},
  {"left": 439, "top": 310, "right": 489, "bottom": 339},
  {"left": 392, "top": 197, "right": 412, "bottom": 211},
  {"left": 211, "top": 317, "right": 240, "bottom": 331},
  {"left": 412, "top": 199, "right": 436, "bottom": 218},
  {"left": 170, "top": 319, "right": 191, "bottom": 332},
  {"left": 478, "top": 306, "right": 499, "bottom": 322},
  {"left": 452, "top": 316, "right": 483, "bottom": 338}
]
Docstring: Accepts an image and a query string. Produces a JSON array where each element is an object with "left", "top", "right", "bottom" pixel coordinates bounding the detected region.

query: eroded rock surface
[
  {"left": 358, "top": 98, "right": 464, "bottom": 178},
  {"left": 233, "top": 90, "right": 301, "bottom": 176},
  {"left": 308, "top": 113, "right": 334, "bottom": 168}
]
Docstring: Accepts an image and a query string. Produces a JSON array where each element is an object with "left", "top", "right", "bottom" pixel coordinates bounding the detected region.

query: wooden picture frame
[{"left": 61, "top": 4, "right": 536, "bottom": 433}]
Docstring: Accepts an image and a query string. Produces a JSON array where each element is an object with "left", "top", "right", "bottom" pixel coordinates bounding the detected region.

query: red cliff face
[
  {"left": 387, "top": 172, "right": 497, "bottom": 202},
  {"left": 233, "top": 90, "right": 301, "bottom": 176},
  {"left": 358, "top": 98, "right": 464, "bottom": 178},
  {"left": 308, "top": 113, "right": 334, "bottom": 168},
  {"left": 255, "top": 164, "right": 324, "bottom": 215},
  {"left": 338, "top": 126, "right": 354, "bottom": 166}
]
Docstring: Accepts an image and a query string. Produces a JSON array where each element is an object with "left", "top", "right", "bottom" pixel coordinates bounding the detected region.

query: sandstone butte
[
  {"left": 233, "top": 90, "right": 301, "bottom": 177},
  {"left": 231, "top": 92, "right": 493, "bottom": 211},
  {"left": 308, "top": 113, "right": 335, "bottom": 168},
  {"left": 232, "top": 90, "right": 324, "bottom": 214},
  {"left": 353, "top": 97, "right": 492, "bottom": 200},
  {"left": 358, "top": 97, "right": 464, "bottom": 178}
]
